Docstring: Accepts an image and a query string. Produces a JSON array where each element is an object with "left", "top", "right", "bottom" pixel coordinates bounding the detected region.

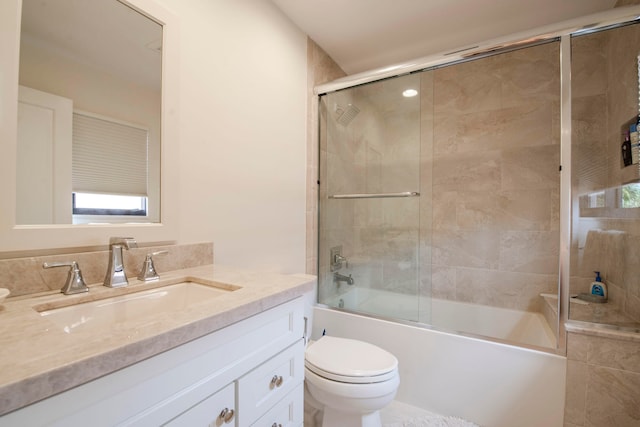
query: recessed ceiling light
[{"left": 403, "top": 89, "right": 418, "bottom": 98}]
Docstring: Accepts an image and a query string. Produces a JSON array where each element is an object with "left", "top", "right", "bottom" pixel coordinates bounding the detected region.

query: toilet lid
[{"left": 305, "top": 336, "right": 398, "bottom": 383}]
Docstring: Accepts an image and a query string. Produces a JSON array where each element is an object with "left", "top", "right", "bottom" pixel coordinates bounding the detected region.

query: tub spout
[{"left": 334, "top": 272, "right": 354, "bottom": 285}]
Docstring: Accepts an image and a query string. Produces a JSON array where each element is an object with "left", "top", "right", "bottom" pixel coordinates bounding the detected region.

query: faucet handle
[
  {"left": 137, "top": 250, "right": 168, "bottom": 281},
  {"left": 334, "top": 253, "right": 348, "bottom": 268},
  {"left": 109, "top": 237, "right": 137, "bottom": 249},
  {"left": 43, "top": 261, "right": 89, "bottom": 295}
]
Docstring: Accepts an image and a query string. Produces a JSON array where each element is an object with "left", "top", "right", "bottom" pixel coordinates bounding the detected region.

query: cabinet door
[
  {"left": 163, "top": 383, "right": 235, "bottom": 427},
  {"left": 237, "top": 339, "right": 304, "bottom": 426},
  {"left": 250, "top": 383, "right": 303, "bottom": 427}
]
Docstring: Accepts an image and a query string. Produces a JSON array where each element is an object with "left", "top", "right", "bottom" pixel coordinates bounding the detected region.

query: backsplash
[{"left": 0, "top": 242, "right": 213, "bottom": 298}]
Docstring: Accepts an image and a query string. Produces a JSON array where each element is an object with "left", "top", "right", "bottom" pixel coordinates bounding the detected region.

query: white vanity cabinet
[{"left": 0, "top": 297, "right": 306, "bottom": 427}]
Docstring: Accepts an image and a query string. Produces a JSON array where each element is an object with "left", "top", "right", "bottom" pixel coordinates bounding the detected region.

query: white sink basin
[{"left": 38, "top": 281, "right": 236, "bottom": 333}]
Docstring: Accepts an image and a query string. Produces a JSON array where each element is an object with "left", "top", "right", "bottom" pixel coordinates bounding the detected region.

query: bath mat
[{"left": 384, "top": 414, "right": 479, "bottom": 427}]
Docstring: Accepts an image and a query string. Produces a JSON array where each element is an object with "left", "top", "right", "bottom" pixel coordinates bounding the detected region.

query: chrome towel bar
[{"left": 328, "top": 191, "right": 420, "bottom": 199}]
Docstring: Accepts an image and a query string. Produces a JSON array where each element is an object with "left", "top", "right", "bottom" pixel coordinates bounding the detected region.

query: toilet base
[
  {"left": 305, "top": 382, "right": 384, "bottom": 427},
  {"left": 322, "top": 408, "right": 382, "bottom": 427}
]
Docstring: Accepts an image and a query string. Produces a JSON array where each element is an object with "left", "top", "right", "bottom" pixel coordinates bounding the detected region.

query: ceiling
[{"left": 271, "top": 0, "right": 618, "bottom": 75}]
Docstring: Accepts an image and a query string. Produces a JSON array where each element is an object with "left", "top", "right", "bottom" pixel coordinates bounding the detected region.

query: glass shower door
[{"left": 318, "top": 73, "right": 426, "bottom": 323}]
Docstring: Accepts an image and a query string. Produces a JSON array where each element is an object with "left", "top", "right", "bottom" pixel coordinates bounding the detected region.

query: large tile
[
  {"left": 455, "top": 268, "right": 556, "bottom": 311},
  {"left": 565, "top": 360, "right": 588, "bottom": 426},
  {"left": 434, "top": 55, "right": 501, "bottom": 115},
  {"left": 501, "top": 145, "right": 560, "bottom": 191},
  {"left": 499, "top": 230, "right": 559, "bottom": 274},
  {"left": 567, "top": 332, "right": 589, "bottom": 362},
  {"left": 456, "top": 190, "right": 554, "bottom": 231},
  {"left": 497, "top": 42, "right": 560, "bottom": 109},
  {"left": 585, "top": 366, "right": 640, "bottom": 427},
  {"left": 571, "top": 33, "right": 608, "bottom": 98},
  {"left": 586, "top": 336, "right": 640, "bottom": 374},
  {"left": 433, "top": 101, "right": 555, "bottom": 157},
  {"left": 432, "top": 150, "right": 502, "bottom": 192},
  {"left": 432, "top": 229, "right": 500, "bottom": 269}
]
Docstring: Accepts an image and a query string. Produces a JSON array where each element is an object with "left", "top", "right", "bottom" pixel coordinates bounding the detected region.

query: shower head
[{"left": 335, "top": 103, "right": 360, "bottom": 126}]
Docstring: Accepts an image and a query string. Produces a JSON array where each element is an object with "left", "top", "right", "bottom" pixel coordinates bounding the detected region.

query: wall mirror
[
  {"left": 18, "top": 0, "right": 162, "bottom": 225},
  {"left": 0, "top": 0, "right": 178, "bottom": 254}
]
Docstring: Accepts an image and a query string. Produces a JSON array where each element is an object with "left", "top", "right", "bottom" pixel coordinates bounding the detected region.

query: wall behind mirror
[
  {"left": 17, "top": 0, "right": 162, "bottom": 225},
  {"left": 570, "top": 20, "right": 640, "bottom": 328}
]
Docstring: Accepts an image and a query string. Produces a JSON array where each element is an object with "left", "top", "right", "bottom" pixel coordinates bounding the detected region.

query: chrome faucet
[
  {"left": 104, "top": 237, "right": 137, "bottom": 288},
  {"left": 334, "top": 272, "right": 354, "bottom": 285},
  {"left": 137, "top": 250, "right": 168, "bottom": 281},
  {"left": 43, "top": 261, "right": 89, "bottom": 295}
]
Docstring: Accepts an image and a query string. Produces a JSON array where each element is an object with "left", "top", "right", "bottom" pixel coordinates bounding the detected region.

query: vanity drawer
[
  {"left": 237, "top": 339, "right": 304, "bottom": 426},
  {"left": 250, "top": 383, "right": 303, "bottom": 427},
  {"left": 164, "top": 382, "right": 235, "bottom": 427}
]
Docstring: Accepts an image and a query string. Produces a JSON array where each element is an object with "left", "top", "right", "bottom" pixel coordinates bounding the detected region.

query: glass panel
[
  {"left": 570, "top": 22, "right": 640, "bottom": 328},
  {"left": 319, "top": 40, "right": 561, "bottom": 349},
  {"left": 428, "top": 42, "right": 560, "bottom": 347},
  {"left": 318, "top": 73, "right": 424, "bottom": 323}
]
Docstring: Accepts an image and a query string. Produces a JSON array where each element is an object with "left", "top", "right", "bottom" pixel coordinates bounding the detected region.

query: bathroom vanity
[{"left": 0, "top": 264, "right": 314, "bottom": 426}]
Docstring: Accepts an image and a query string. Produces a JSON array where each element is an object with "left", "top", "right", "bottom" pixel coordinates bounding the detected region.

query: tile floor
[{"left": 305, "top": 400, "right": 479, "bottom": 427}]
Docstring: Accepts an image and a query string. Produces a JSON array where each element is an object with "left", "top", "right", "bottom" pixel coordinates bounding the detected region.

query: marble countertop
[{"left": 0, "top": 264, "right": 315, "bottom": 416}]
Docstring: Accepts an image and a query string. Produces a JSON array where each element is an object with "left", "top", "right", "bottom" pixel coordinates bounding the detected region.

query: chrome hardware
[
  {"left": 303, "top": 316, "right": 308, "bottom": 345},
  {"left": 43, "top": 261, "right": 89, "bottom": 295},
  {"left": 218, "top": 408, "right": 235, "bottom": 423},
  {"left": 330, "top": 245, "right": 348, "bottom": 271},
  {"left": 329, "top": 191, "right": 420, "bottom": 199},
  {"left": 103, "top": 237, "right": 137, "bottom": 288},
  {"left": 271, "top": 423, "right": 283, "bottom": 427},
  {"left": 334, "top": 272, "right": 354, "bottom": 286},
  {"left": 270, "top": 375, "right": 283, "bottom": 388},
  {"left": 137, "top": 250, "right": 168, "bottom": 281}
]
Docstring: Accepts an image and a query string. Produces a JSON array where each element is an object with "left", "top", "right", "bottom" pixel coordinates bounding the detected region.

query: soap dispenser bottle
[{"left": 590, "top": 271, "right": 607, "bottom": 300}]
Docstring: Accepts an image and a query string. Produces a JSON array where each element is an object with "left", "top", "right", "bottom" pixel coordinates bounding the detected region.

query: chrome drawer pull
[
  {"left": 271, "top": 423, "right": 283, "bottom": 427},
  {"left": 270, "top": 375, "right": 284, "bottom": 388},
  {"left": 219, "top": 408, "right": 235, "bottom": 423}
]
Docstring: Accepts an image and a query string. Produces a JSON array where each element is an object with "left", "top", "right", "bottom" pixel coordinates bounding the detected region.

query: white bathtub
[
  {"left": 329, "top": 287, "right": 557, "bottom": 349},
  {"left": 314, "top": 289, "right": 566, "bottom": 427}
]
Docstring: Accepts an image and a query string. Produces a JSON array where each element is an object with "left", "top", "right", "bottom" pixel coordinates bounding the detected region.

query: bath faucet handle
[
  {"left": 43, "top": 261, "right": 89, "bottom": 295},
  {"left": 137, "top": 250, "right": 168, "bottom": 281},
  {"left": 333, "top": 253, "right": 348, "bottom": 268}
]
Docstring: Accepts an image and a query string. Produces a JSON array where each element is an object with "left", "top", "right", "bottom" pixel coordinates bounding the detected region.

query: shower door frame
[{"left": 315, "top": 5, "right": 640, "bottom": 356}]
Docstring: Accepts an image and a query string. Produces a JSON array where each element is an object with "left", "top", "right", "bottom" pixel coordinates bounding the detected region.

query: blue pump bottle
[{"left": 590, "top": 271, "right": 607, "bottom": 299}]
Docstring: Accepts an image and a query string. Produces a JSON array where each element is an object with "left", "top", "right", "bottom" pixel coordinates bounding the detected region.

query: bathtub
[
  {"left": 329, "top": 287, "right": 557, "bottom": 349},
  {"left": 313, "top": 291, "right": 566, "bottom": 427}
]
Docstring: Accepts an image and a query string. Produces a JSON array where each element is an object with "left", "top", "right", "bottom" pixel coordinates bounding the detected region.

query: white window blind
[{"left": 72, "top": 113, "right": 148, "bottom": 196}]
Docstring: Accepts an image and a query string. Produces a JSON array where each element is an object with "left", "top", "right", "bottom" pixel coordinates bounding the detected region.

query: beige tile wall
[
  {"left": 565, "top": 331, "right": 640, "bottom": 426},
  {"left": 430, "top": 42, "right": 561, "bottom": 312},
  {"left": 306, "top": 38, "right": 346, "bottom": 278},
  {"left": 570, "top": 22, "right": 640, "bottom": 325}
]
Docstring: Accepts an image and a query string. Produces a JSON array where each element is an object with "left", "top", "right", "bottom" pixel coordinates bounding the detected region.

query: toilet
[{"left": 304, "top": 335, "right": 400, "bottom": 427}]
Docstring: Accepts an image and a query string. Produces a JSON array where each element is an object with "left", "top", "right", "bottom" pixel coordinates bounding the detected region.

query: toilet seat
[{"left": 305, "top": 336, "right": 398, "bottom": 384}]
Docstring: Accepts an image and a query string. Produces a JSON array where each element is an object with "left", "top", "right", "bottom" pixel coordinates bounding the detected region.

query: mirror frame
[{"left": 0, "top": 0, "right": 179, "bottom": 254}]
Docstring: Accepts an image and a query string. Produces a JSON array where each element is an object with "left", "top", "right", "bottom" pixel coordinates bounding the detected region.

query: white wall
[
  {"left": 0, "top": 0, "right": 308, "bottom": 273},
  {"left": 155, "top": 0, "right": 308, "bottom": 274}
]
